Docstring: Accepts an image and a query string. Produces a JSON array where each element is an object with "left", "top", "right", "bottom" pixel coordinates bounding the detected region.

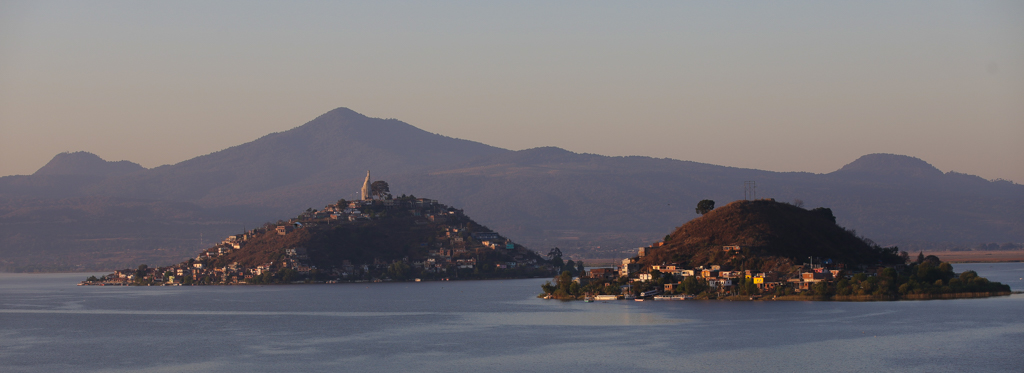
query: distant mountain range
[{"left": 1, "top": 107, "right": 1021, "bottom": 271}]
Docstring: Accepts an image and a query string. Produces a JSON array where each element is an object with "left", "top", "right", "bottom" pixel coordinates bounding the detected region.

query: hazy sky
[{"left": 2, "top": 1, "right": 1022, "bottom": 182}]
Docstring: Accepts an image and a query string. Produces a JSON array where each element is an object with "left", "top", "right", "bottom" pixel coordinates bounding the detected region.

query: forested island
[
  {"left": 541, "top": 199, "right": 1012, "bottom": 301},
  {"left": 81, "top": 175, "right": 556, "bottom": 286}
]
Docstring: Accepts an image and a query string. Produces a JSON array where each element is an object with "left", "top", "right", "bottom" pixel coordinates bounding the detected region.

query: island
[
  {"left": 81, "top": 173, "right": 556, "bottom": 285},
  {"left": 540, "top": 199, "right": 1012, "bottom": 301}
]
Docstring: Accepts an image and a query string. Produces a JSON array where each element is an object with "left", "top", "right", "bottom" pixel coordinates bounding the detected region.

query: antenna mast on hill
[{"left": 744, "top": 181, "right": 756, "bottom": 200}]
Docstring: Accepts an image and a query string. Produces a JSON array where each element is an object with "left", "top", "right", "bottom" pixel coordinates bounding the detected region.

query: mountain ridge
[
  {"left": 1, "top": 107, "right": 1021, "bottom": 271},
  {"left": 831, "top": 153, "right": 944, "bottom": 178},
  {"left": 34, "top": 151, "right": 146, "bottom": 176}
]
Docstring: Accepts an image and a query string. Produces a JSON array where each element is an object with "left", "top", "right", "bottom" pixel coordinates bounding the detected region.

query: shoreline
[
  {"left": 76, "top": 274, "right": 553, "bottom": 286},
  {"left": 547, "top": 291, "right": 1018, "bottom": 302},
  {"left": 924, "top": 250, "right": 1024, "bottom": 263},
  {"left": 8, "top": 251, "right": 1024, "bottom": 274}
]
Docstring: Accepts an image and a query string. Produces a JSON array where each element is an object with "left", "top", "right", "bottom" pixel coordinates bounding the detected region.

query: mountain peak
[
  {"left": 312, "top": 107, "right": 367, "bottom": 122},
  {"left": 290, "top": 107, "right": 420, "bottom": 138},
  {"left": 34, "top": 151, "right": 145, "bottom": 176},
  {"left": 831, "top": 153, "right": 943, "bottom": 178}
]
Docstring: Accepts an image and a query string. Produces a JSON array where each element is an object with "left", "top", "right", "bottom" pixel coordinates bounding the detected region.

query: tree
[
  {"left": 738, "top": 278, "right": 759, "bottom": 295},
  {"left": 811, "top": 207, "right": 836, "bottom": 223},
  {"left": 277, "top": 268, "right": 297, "bottom": 283},
  {"left": 548, "top": 247, "right": 563, "bottom": 260},
  {"left": 546, "top": 247, "right": 564, "bottom": 269},
  {"left": 649, "top": 270, "right": 663, "bottom": 285},
  {"left": 388, "top": 261, "right": 411, "bottom": 280},
  {"left": 568, "top": 281, "right": 581, "bottom": 296},
  {"left": 541, "top": 281, "right": 556, "bottom": 294},
  {"left": 682, "top": 276, "right": 707, "bottom": 295},
  {"left": 556, "top": 271, "right": 573, "bottom": 291},
  {"left": 371, "top": 180, "right": 391, "bottom": 200},
  {"left": 135, "top": 264, "right": 149, "bottom": 279},
  {"left": 696, "top": 199, "right": 715, "bottom": 215},
  {"left": 811, "top": 281, "right": 833, "bottom": 297}
]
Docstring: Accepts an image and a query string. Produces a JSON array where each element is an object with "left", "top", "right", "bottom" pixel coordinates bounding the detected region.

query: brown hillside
[
  {"left": 205, "top": 201, "right": 546, "bottom": 273},
  {"left": 642, "top": 200, "right": 901, "bottom": 271},
  {"left": 211, "top": 214, "right": 456, "bottom": 269},
  {"left": 211, "top": 228, "right": 313, "bottom": 268}
]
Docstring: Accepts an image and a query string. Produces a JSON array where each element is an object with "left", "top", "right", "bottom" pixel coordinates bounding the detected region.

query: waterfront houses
[{"left": 549, "top": 245, "right": 996, "bottom": 300}]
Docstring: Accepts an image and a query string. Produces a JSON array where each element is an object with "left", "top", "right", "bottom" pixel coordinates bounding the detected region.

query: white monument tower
[{"left": 360, "top": 170, "right": 372, "bottom": 200}]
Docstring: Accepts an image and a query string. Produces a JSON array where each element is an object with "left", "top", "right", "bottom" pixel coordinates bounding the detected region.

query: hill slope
[
  {"left": 88, "top": 197, "right": 554, "bottom": 284},
  {"left": 641, "top": 199, "right": 904, "bottom": 273}
]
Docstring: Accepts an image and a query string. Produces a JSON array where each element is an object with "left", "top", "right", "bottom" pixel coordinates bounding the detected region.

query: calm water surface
[{"left": 1, "top": 263, "right": 1022, "bottom": 372}]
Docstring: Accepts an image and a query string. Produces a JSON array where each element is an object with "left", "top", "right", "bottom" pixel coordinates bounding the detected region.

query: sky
[{"left": 1, "top": 1, "right": 1022, "bottom": 182}]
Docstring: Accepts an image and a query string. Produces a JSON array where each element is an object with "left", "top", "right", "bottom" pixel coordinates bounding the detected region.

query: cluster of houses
[
  {"left": 80, "top": 196, "right": 546, "bottom": 286},
  {"left": 419, "top": 229, "right": 537, "bottom": 272},
  {"left": 330, "top": 198, "right": 542, "bottom": 275},
  {"left": 578, "top": 244, "right": 867, "bottom": 297},
  {"left": 80, "top": 231, "right": 313, "bottom": 285}
]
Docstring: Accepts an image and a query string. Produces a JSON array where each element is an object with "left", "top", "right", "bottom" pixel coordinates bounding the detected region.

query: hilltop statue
[{"left": 361, "top": 170, "right": 371, "bottom": 200}]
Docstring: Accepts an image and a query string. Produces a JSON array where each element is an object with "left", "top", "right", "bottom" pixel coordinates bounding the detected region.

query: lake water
[{"left": 2, "top": 263, "right": 1022, "bottom": 372}]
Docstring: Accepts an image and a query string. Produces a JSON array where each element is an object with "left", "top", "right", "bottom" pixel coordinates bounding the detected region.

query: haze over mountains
[{"left": 1, "top": 107, "right": 1021, "bottom": 271}]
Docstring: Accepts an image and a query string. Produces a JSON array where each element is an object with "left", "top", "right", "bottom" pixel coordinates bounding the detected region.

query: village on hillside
[
  {"left": 546, "top": 239, "right": 1011, "bottom": 301},
  {"left": 543, "top": 199, "right": 1013, "bottom": 301},
  {"left": 553, "top": 242, "right": 872, "bottom": 300},
  {"left": 80, "top": 172, "right": 553, "bottom": 286}
]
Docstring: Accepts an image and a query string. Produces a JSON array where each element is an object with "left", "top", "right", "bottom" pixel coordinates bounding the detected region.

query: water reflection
[
  {"left": 1, "top": 267, "right": 1022, "bottom": 373},
  {"left": 0, "top": 309, "right": 432, "bottom": 317},
  {"left": 459, "top": 311, "right": 689, "bottom": 326}
]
